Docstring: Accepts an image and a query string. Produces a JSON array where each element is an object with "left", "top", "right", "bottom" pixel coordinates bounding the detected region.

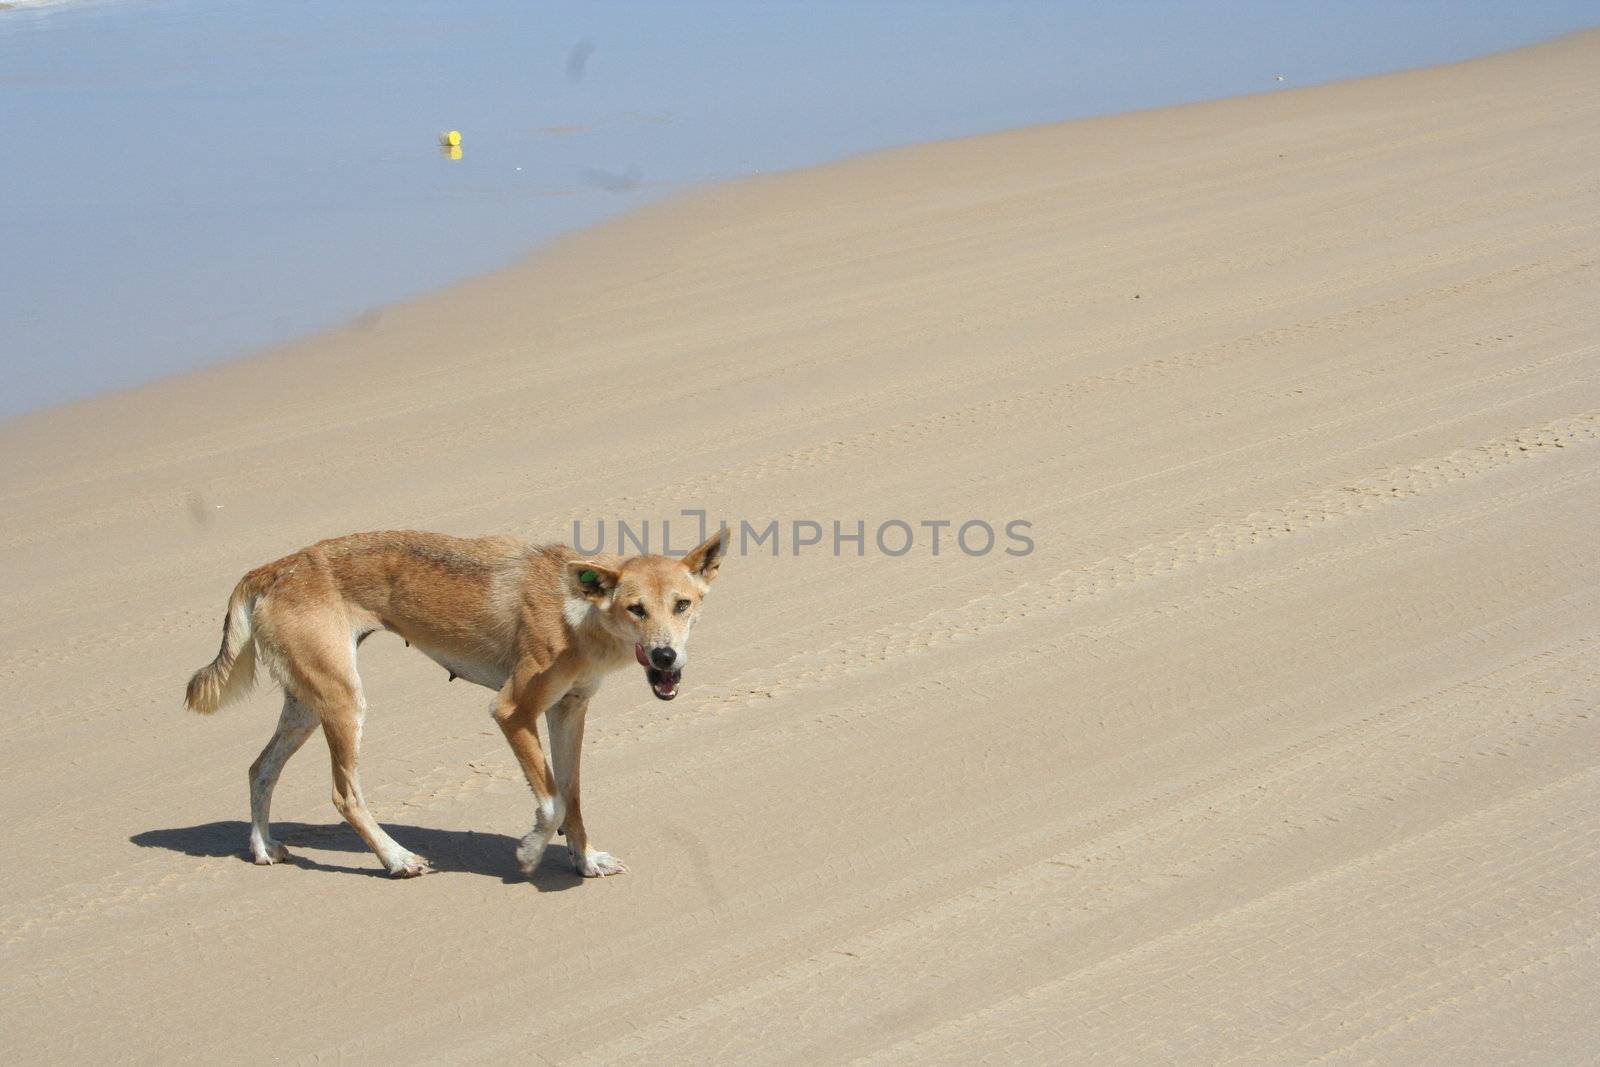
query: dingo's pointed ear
[
  {"left": 567, "top": 561, "right": 620, "bottom": 602},
  {"left": 682, "top": 529, "right": 728, "bottom": 586}
]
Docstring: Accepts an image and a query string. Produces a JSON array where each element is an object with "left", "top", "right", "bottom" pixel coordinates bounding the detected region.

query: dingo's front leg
[
  {"left": 493, "top": 664, "right": 573, "bottom": 876},
  {"left": 548, "top": 688, "right": 626, "bottom": 877}
]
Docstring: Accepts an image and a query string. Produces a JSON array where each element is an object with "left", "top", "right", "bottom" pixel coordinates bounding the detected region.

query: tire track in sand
[
  {"left": 565, "top": 645, "right": 1600, "bottom": 1063},
  {"left": 637, "top": 410, "right": 1600, "bottom": 727}
]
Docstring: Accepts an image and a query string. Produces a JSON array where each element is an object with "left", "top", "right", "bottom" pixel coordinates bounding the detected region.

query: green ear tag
[{"left": 579, "top": 569, "right": 598, "bottom": 584}]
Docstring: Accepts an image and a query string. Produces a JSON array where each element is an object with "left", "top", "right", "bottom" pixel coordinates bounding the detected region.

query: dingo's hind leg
[
  {"left": 277, "top": 613, "right": 432, "bottom": 879},
  {"left": 247, "top": 694, "right": 318, "bottom": 864},
  {"left": 319, "top": 703, "right": 431, "bottom": 878}
]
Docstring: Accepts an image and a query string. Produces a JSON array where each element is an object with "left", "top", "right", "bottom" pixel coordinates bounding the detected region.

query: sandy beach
[{"left": 2, "top": 28, "right": 1598, "bottom": 1063}]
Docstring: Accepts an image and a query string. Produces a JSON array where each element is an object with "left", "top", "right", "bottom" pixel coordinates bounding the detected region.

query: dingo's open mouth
[{"left": 635, "top": 642, "right": 680, "bottom": 700}]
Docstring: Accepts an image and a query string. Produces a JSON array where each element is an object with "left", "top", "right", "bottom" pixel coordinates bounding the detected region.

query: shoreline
[
  {"left": 5, "top": 27, "right": 1596, "bottom": 485},
  {"left": 5, "top": 24, "right": 1598, "bottom": 433}
]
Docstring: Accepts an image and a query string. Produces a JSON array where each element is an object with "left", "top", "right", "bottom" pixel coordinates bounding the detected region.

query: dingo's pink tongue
[{"left": 636, "top": 643, "right": 681, "bottom": 700}]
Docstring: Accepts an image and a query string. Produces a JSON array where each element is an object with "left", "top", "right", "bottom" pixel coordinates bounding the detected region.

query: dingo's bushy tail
[{"left": 185, "top": 573, "right": 266, "bottom": 714}]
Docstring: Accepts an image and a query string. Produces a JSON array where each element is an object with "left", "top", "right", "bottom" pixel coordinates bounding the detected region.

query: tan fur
[
  {"left": 185, "top": 570, "right": 268, "bottom": 713},
  {"left": 183, "top": 528, "right": 728, "bottom": 878}
]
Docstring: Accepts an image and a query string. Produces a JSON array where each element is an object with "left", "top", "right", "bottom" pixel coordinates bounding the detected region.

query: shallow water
[{"left": 3, "top": 0, "right": 1595, "bottom": 419}]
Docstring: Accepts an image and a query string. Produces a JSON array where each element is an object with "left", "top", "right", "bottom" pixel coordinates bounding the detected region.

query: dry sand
[{"left": 3, "top": 30, "right": 1599, "bottom": 1064}]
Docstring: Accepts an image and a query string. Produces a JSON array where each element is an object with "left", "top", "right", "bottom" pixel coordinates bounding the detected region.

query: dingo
[{"left": 184, "top": 528, "right": 729, "bottom": 879}]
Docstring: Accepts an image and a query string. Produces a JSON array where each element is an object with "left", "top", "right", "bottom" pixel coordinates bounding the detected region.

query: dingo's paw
[
  {"left": 251, "top": 840, "right": 289, "bottom": 865},
  {"left": 516, "top": 833, "right": 549, "bottom": 875},
  {"left": 574, "top": 849, "right": 628, "bottom": 878},
  {"left": 388, "top": 852, "right": 434, "bottom": 879}
]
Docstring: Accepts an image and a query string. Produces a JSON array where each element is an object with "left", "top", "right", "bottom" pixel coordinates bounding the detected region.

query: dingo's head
[{"left": 567, "top": 530, "right": 728, "bottom": 700}]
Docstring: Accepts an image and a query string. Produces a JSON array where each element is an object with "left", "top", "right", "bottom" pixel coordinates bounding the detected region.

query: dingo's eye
[
  {"left": 674, "top": 598, "right": 692, "bottom": 615},
  {"left": 627, "top": 603, "right": 647, "bottom": 618}
]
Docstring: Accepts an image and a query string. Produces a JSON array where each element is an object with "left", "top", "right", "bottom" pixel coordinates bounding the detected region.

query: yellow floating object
[{"left": 439, "top": 130, "right": 462, "bottom": 148}]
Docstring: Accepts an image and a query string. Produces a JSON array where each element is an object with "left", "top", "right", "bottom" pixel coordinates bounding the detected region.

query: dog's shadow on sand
[{"left": 130, "top": 820, "right": 586, "bottom": 891}]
